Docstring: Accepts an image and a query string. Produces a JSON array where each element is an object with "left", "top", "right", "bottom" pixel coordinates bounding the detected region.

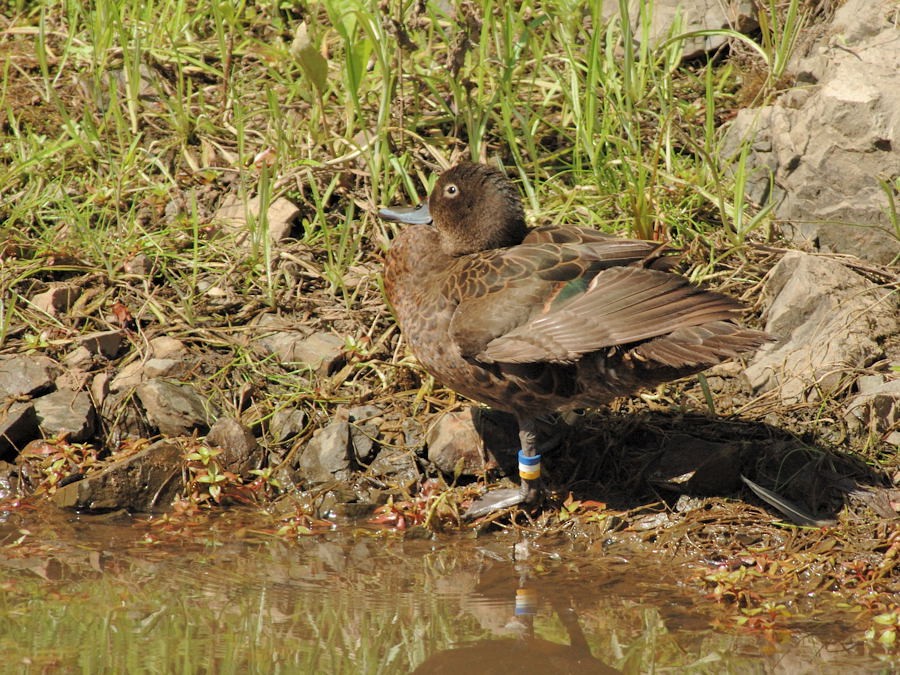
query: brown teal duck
[{"left": 379, "top": 162, "right": 770, "bottom": 518}]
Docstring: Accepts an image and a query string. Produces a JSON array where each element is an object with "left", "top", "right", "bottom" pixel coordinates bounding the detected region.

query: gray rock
[
  {"left": 51, "top": 439, "right": 184, "bottom": 511},
  {"left": 148, "top": 336, "right": 188, "bottom": 359},
  {"left": 746, "top": 252, "right": 898, "bottom": 403},
  {"left": 346, "top": 405, "right": 383, "bottom": 463},
  {"left": 0, "top": 402, "right": 39, "bottom": 457},
  {"left": 136, "top": 379, "right": 216, "bottom": 437},
  {"left": 296, "top": 415, "right": 351, "bottom": 484},
  {"left": 206, "top": 416, "right": 263, "bottom": 477},
  {"left": 33, "top": 389, "right": 96, "bottom": 442},
  {"left": 110, "top": 360, "right": 144, "bottom": 393},
  {"left": 269, "top": 407, "right": 307, "bottom": 443},
  {"left": 844, "top": 376, "right": 900, "bottom": 447},
  {"left": 425, "top": 408, "right": 518, "bottom": 477},
  {"left": 32, "top": 284, "right": 80, "bottom": 316},
  {"left": 605, "top": 1, "right": 757, "bottom": 60},
  {"left": 143, "top": 357, "right": 188, "bottom": 379},
  {"left": 0, "top": 354, "right": 58, "bottom": 398},
  {"left": 62, "top": 346, "right": 94, "bottom": 370},
  {"left": 723, "top": 0, "right": 900, "bottom": 263},
  {"left": 99, "top": 390, "right": 151, "bottom": 445},
  {"left": 123, "top": 253, "right": 153, "bottom": 276},
  {"left": 78, "top": 330, "right": 124, "bottom": 358},
  {"left": 367, "top": 447, "right": 420, "bottom": 485},
  {"left": 252, "top": 315, "right": 346, "bottom": 374}
]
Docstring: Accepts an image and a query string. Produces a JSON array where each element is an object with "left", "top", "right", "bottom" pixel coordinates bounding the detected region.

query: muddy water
[{"left": 0, "top": 508, "right": 893, "bottom": 674}]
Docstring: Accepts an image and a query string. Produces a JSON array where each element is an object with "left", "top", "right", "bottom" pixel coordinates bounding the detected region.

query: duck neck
[{"left": 384, "top": 225, "right": 450, "bottom": 329}]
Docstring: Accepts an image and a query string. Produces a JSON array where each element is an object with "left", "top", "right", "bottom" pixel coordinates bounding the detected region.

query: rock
[
  {"left": 77, "top": 330, "right": 124, "bottom": 358},
  {"left": 149, "top": 336, "right": 188, "bottom": 359},
  {"left": 136, "top": 379, "right": 216, "bottom": 437},
  {"left": 367, "top": 447, "right": 420, "bottom": 485},
  {"left": 346, "top": 405, "right": 383, "bottom": 463},
  {"left": 213, "top": 193, "right": 299, "bottom": 246},
  {"left": 269, "top": 408, "right": 307, "bottom": 443},
  {"left": 110, "top": 360, "right": 144, "bottom": 393},
  {"left": 844, "top": 376, "right": 900, "bottom": 447},
  {"left": 605, "top": 1, "right": 757, "bottom": 60},
  {"left": 143, "top": 358, "right": 188, "bottom": 380},
  {"left": 91, "top": 373, "right": 110, "bottom": 408},
  {"left": 206, "top": 416, "right": 263, "bottom": 477},
  {"left": 31, "top": 284, "right": 80, "bottom": 316},
  {"left": 0, "top": 354, "right": 58, "bottom": 398},
  {"left": 62, "top": 346, "right": 94, "bottom": 370},
  {"left": 0, "top": 402, "right": 39, "bottom": 458},
  {"left": 99, "top": 391, "right": 152, "bottom": 445},
  {"left": 723, "top": 0, "right": 900, "bottom": 263},
  {"left": 253, "top": 316, "right": 346, "bottom": 374},
  {"left": 296, "top": 415, "right": 352, "bottom": 484},
  {"left": 51, "top": 439, "right": 184, "bottom": 511},
  {"left": 33, "top": 389, "right": 96, "bottom": 442},
  {"left": 746, "top": 252, "right": 898, "bottom": 403},
  {"left": 123, "top": 253, "right": 153, "bottom": 276},
  {"left": 425, "top": 408, "right": 518, "bottom": 477},
  {"left": 55, "top": 368, "right": 90, "bottom": 392}
]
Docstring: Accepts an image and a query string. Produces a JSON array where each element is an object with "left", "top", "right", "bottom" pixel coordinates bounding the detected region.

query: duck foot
[{"left": 464, "top": 482, "right": 543, "bottom": 520}]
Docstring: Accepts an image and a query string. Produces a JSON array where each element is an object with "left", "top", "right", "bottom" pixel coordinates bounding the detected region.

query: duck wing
[
  {"left": 447, "top": 239, "right": 703, "bottom": 360},
  {"left": 524, "top": 225, "right": 680, "bottom": 271},
  {"left": 478, "top": 265, "right": 747, "bottom": 364}
]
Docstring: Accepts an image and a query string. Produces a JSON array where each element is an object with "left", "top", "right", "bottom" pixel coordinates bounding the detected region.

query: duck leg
[{"left": 464, "top": 416, "right": 544, "bottom": 519}]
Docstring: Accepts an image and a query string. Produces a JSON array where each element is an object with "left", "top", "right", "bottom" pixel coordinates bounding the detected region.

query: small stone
[
  {"left": 110, "top": 360, "right": 144, "bottom": 393},
  {"left": 295, "top": 416, "right": 351, "bottom": 484},
  {"left": 136, "top": 379, "right": 216, "bottom": 437},
  {"left": 213, "top": 194, "right": 299, "bottom": 246},
  {"left": 149, "top": 336, "right": 188, "bottom": 359},
  {"left": 143, "top": 358, "right": 187, "bottom": 380},
  {"left": 269, "top": 408, "right": 307, "bottom": 443},
  {"left": 78, "top": 330, "right": 124, "bottom": 359},
  {"left": 123, "top": 253, "right": 153, "bottom": 276},
  {"left": 33, "top": 389, "right": 96, "bottom": 442},
  {"left": 63, "top": 346, "right": 94, "bottom": 370},
  {"left": 31, "top": 284, "right": 80, "bottom": 316},
  {"left": 91, "top": 373, "right": 110, "bottom": 408},
  {"left": 206, "top": 416, "right": 262, "bottom": 477},
  {"left": 347, "top": 405, "right": 382, "bottom": 463},
  {"left": 367, "top": 448, "right": 420, "bottom": 485}
]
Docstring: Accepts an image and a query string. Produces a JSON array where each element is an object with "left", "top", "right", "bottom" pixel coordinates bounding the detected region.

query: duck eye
[{"left": 444, "top": 184, "right": 459, "bottom": 197}]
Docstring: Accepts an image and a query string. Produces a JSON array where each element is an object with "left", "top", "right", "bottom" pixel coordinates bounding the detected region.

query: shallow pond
[{"left": 0, "top": 506, "right": 895, "bottom": 674}]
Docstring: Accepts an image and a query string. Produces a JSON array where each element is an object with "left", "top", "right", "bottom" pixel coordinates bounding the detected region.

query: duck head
[{"left": 379, "top": 163, "right": 528, "bottom": 256}]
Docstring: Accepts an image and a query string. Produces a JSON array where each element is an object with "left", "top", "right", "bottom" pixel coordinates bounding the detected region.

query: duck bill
[{"left": 377, "top": 202, "right": 432, "bottom": 225}]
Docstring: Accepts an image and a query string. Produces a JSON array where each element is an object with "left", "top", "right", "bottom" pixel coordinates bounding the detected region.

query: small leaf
[{"left": 291, "top": 22, "right": 328, "bottom": 95}]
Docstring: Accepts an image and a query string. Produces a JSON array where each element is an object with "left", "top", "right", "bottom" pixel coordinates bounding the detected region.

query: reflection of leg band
[
  {"left": 518, "top": 451, "right": 541, "bottom": 481},
  {"left": 515, "top": 587, "right": 538, "bottom": 616}
]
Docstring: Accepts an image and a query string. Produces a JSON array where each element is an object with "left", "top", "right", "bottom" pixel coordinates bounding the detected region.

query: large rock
[
  {"left": 0, "top": 354, "right": 57, "bottom": 398},
  {"left": 605, "top": 1, "right": 757, "bottom": 59},
  {"left": 746, "top": 252, "right": 898, "bottom": 403},
  {"left": 426, "top": 408, "right": 519, "bottom": 477},
  {"left": 723, "top": 0, "right": 900, "bottom": 263},
  {"left": 51, "top": 439, "right": 184, "bottom": 511}
]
